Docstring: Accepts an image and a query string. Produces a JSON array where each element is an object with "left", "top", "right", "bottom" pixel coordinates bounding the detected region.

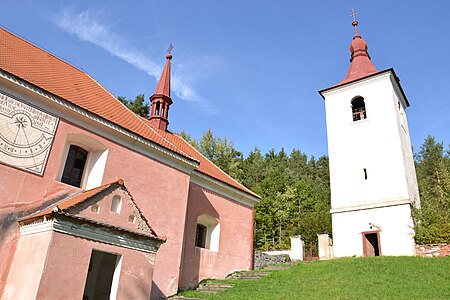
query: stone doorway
[{"left": 362, "top": 231, "right": 381, "bottom": 257}]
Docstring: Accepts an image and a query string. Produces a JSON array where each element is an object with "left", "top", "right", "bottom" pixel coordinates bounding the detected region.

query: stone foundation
[
  {"left": 415, "top": 243, "right": 450, "bottom": 257},
  {"left": 253, "top": 251, "right": 290, "bottom": 270}
]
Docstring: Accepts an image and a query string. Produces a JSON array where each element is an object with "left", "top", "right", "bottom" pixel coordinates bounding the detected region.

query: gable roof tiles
[{"left": 0, "top": 27, "right": 258, "bottom": 199}]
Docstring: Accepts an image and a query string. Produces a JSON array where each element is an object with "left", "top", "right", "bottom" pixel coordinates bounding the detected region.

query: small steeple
[
  {"left": 339, "top": 10, "right": 378, "bottom": 84},
  {"left": 149, "top": 45, "right": 174, "bottom": 131}
]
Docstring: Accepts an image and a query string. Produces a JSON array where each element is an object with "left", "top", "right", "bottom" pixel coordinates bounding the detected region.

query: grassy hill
[{"left": 179, "top": 256, "right": 450, "bottom": 299}]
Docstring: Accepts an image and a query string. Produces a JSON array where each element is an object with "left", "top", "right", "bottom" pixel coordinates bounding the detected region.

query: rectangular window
[
  {"left": 83, "top": 250, "right": 122, "bottom": 300},
  {"left": 195, "top": 224, "right": 207, "bottom": 248}
]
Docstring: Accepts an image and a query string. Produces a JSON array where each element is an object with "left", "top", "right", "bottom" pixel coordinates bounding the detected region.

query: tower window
[
  {"left": 351, "top": 97, "right": 367, "bottom": 121},
  {"left": 155, "top": 102, "right": 160, "bottom": 115},
  {"left": 364, "top": 168, "right": 368, "bottom": 180},
  {"left": 61, "top": 145, "right": 88, "bottom": 187}
]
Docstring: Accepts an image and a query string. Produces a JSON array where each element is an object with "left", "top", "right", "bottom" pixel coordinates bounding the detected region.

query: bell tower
[
  {"left": 149, "top": 51, "right": 173, "bottom": 131},
  {"left": 319, "top": 14, "right": 420, "bottom": 257}
]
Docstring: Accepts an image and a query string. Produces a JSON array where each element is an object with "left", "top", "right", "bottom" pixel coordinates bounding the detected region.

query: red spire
[
  {"left": 339, "top": 18, "right": 378, "bottom": 85},
  {"left": 149, "top": 52, "right": 173, "bottom": 131},
  {"left": 154, "top": 53, "right": 172, "bottom": 97}
]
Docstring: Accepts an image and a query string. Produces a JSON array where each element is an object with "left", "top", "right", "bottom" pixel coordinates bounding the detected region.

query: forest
[{"left": 120, "top": 95, "right": 450, "bottom": 249}]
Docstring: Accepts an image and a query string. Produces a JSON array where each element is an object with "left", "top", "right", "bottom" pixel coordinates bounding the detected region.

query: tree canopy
[
  {"left": 118, "top": 94, "right": 150, "bottom": 118},
  {"left": 413, "top": 136, "right": 450, "bottom": 243}
]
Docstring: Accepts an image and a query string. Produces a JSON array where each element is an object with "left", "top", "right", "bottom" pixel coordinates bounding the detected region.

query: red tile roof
[
  {"left": 0, "top": 27, "right": 259, "bottom": 199},
  {"left": 150, "top": 123, "right": 260, "bottom": 198},
  {"left": 26, "top": 179, "right": 163, "bottom": 239}
]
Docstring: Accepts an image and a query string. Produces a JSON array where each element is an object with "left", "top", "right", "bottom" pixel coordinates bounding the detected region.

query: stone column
[
  {"left": 318, "top": 234, "right": 334, "bottom": 260},
  {"left": 289, "top": 236, "right": 304, "bottom": 261}
]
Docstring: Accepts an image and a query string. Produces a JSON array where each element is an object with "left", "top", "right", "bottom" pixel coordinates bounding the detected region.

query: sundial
[{"left": 0, "top": 91, "right": 59, "bottom": 175}]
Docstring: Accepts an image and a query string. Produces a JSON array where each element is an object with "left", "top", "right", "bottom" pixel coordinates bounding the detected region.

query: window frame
[{"left": 61, "top": 145, "right": 88, "bottom": 188}]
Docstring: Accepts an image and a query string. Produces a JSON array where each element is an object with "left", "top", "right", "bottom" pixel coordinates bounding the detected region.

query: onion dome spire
[
  {"left": 339, "top": 10, "right": 378, "bottom": 84},
  {"left": 149, "top": 44, "right": 174, "bottom": 131}
]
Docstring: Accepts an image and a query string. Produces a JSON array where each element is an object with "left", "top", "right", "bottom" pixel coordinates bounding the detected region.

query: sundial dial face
[{"left": 0, "top": 91, "right": 59, "bottom": 175}]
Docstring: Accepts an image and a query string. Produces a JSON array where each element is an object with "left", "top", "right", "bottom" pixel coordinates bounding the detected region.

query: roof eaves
[{"left": 0, "top": 69, "right": 199, "bottom": 167}]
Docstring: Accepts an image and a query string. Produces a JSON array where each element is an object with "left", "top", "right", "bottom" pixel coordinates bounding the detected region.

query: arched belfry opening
[{"left": 351, "top": 96, "right": 366, "bottom": 121}]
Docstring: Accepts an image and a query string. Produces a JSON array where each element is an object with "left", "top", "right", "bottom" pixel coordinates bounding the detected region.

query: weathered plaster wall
[
  {"left": 2, "top": 231, "right": 52, "bottom": 300},
  {"left": 332, "top": 203, "right": 416, "bottom": 257},
  {"left": 179, "top": 182, "right": 254, "bottom": 289},
  {"left": 36, "top": 231, "right": 156, "bottom": 300}
]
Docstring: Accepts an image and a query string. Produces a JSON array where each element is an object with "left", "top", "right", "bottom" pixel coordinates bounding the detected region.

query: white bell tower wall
[{"left": 321, "top": 70, "right": 420, "bottom": 257}]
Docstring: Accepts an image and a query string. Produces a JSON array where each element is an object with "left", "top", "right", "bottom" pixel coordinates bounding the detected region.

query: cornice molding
[
  {"left": 19, "top": 216, "right": 163, "bottom": 253},
  {"left": 331, "top": 198, "right": 412, "bottom": 214},
  {"left": 0, "top": 71, "right": 198, "bottom": 173},
  {"left": 191, "top": 171, "right": 259, "bottom": 208}
]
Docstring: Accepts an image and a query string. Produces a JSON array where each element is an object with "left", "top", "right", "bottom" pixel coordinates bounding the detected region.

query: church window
[
  {"left": 195, "top": 224, "right": 207, "bottom": 248},
  {"left": 128, "top": 215, "right": 136, "bottom": 223},
  {"left": 61, "top": 145, "right": 88, "bottom": 187},
  {"left": 90, "top": 204, "right": 100, "bottom": 214},
  {"left": 111, "top": 195, "right": 122, "bottom": 214},
  {"left": 58, "top": 134, "right": 109, "bottom": 190},
  {"left": 364, "top": 168, "right": 368, "bottom": 180},
  {"left": 195, "top": 215, "right": 220, "bottom": 252},
  {"left": 351, "top": 97, "right": 367, "bottom": 121}
]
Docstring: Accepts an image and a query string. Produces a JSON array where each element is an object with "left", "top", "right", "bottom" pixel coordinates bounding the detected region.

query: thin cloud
[{"left": 56, "top": 8, "right": 215, "bottom": 114}]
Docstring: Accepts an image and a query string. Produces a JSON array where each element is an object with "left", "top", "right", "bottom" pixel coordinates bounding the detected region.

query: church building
[
  {"left": 319, "top": 18, "right": 420, "bottom": 257},
  {"left": 0, "top": 27, "right": 259, "bottom": 299}
]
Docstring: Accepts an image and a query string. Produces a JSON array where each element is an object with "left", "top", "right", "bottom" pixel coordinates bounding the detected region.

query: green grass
[{"left": 178, "top": 256, "right": 450, "bottom": 299}]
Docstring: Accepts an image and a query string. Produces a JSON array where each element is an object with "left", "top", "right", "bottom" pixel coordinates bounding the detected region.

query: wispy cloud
[{"left": 56, "top": 8, "right": 215, "bottom": 113}]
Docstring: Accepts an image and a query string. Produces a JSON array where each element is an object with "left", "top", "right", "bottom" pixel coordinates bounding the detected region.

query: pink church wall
[
  {"left": 36, "top": 232, "right": 156, "bottom": 300},
  {"left": 179, "top": 182, "right": 254, "bottom": 289},
  {"left": 3, "top": 231, "right": 52, "bottom": 300},
  {"left": 4, "top": 230, "right": 156, "bottom": 299},
  {"left": 0, "top": 118, "right": 191, "bottom": 297}
]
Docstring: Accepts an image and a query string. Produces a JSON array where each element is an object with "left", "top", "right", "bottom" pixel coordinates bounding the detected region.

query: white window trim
[
  {"left": 197, "top": 214, "right": 220, "bottom": 252},
  {"left": 57, "top": 133, "right": 109, "bottom": 189}
]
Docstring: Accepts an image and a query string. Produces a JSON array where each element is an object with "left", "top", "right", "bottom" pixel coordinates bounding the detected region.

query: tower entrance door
[{"left": 362, "top": 232, "right": 381, "bottom": 257}]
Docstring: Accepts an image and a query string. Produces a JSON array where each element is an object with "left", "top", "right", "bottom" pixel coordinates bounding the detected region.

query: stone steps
[
  {"left": 173, "top": 264, "right": 294, "bottom": 298},
  {"left": 227, "top": 271, "right": 270, "bottom": 280},
  {"left": 196, "top": 282, "right": 234, "bottom": 294},
  {"left": 262, "top": 264, "right": 294, "bottom": 270},
  {"left": 170, "top": 296, "right": 204, "bottom": 300}
]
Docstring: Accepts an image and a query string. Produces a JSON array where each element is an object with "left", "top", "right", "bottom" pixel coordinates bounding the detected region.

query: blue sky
[{"left": 1, "top": 1, "right": 449, "bottom": 158}]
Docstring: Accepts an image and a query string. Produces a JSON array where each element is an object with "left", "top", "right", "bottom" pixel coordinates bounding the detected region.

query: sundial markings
[{"left": 21, "top": 126, "right": 38, "bottom": 167}]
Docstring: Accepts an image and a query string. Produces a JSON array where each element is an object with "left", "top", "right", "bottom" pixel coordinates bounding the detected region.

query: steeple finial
[
  {"left": 338, "top": 11, "right": 378, "bottom": 85},
  {"left": 350, "top": 8, "right": 359, "bottom": 36},
  {"left": 166, "top": 42, "right": 173, "bottom": 60},
  {"left": 149, "top": 49, "right": 174, "bottom": 131}
]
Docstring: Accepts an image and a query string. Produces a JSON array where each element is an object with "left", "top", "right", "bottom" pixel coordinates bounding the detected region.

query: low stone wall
[
  {"left": 415, "top": 243, "right": 450, "bottom": 257},
  {"left": 253, "top": 250, "right": 290, "bottom": 270}
]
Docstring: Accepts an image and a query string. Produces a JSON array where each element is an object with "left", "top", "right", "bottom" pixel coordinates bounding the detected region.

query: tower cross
[
  {"left": 350, "top": 8, "right": 358, "bottom": 21},
  {"left": 167, "top": 42, "right": 174, "bottom": 54}
]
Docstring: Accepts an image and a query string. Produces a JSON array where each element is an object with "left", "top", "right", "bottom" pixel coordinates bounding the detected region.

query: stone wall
[
  {"left": 415, "top": 243, "right": 450, "bottom": 257},
  {"left": 253, "top": 251, "right": 290, "bottom": 270}
]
